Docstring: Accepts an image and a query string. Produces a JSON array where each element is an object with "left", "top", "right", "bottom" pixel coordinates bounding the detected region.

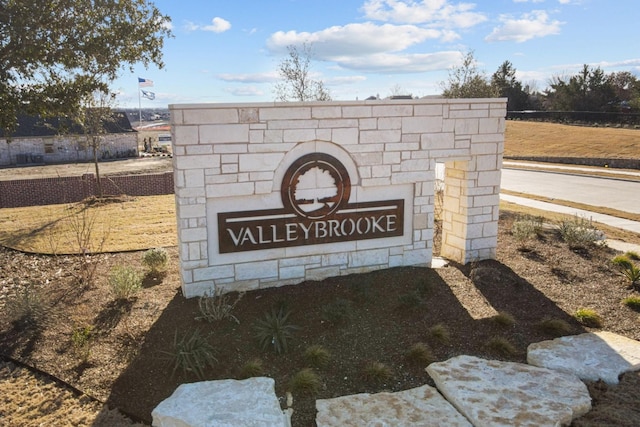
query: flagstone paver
[
  {"left": 316, "top": 384, "right": 472, "bottom": 427},
  {"left": 527, "top": 331, "right": 640, "bottom": 385},
  {"left": 426, "top": 355, "right": 591, "bottom": 427}
]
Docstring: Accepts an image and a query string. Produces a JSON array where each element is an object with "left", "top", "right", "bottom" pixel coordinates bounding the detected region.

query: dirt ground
[{"left": 1, "top": 211, "right": 639, "bottom": 426}]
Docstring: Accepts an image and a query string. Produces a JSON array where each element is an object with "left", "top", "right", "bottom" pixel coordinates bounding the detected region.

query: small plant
[
  {"left": 195, "top": 288, "right": 243, "bottom": 323},
  {"left": 254, "top": 307, "right": 299, "bottom": 354},
  {"left": 611, "top": 255, "right": 640, "bottom": 290},
  {"left": 428, "top": 323, "right": 451, "bottom": 343},
  {"left": 238, "top": 358, "right": 264, "bottom": 379},
  {"left": 142, "top": 247, "right": 168, "bottom": 273},
  {"left": 574, "top": 308, "right": 604, "bottom": 328},
  {"left": 321, "top": 298, "right": 353, "bottom": 324},
  {"left": 71, "top": 325, "right": 93, "bottom": 362},
  {"left": 303, "top": 344, "right": 331, "bottom": 369},
  {"left": 557, "top": 215, "right": 601, "bottom": 249},
  {"left": 362, "top": 361, "right": 392, "bottom": 384},
  {"left": 622, "top": 296, "right": 640, "bottom": 311},
  {"left": 108, "top": 265, "right": 142, "bottom": 300},
  {"left": 289, "top": 368, "right": 321, "bottom": 395},
  {"left": 486, "top": 336, "right": 517, "bottom": 357},
  {"left": 625, "top": 251, "right": 640, "bottom": 261},
  {"left": 491, "top": 311, "right": 516, "bottom": 327},
  {"left": 405, "top": 343, "right": 434, "bottom": 366},
  {"left": 537, "top": 317, "right": 573, "bottom": 336},
  {"left": 397, "top": 290, "right": 424, "bottom": 309},
  {"left": 162, "top": 329, "right": 217, "bottom": 379},
  {"left": 511, "top": 216, "right": 542, "bottom": 250},
  {"left": 5, "top": 285, "right": 49, "bottom": 328}
]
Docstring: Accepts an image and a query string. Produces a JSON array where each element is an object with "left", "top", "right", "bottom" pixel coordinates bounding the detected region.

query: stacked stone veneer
[{"left": 170, "top": 99, "right": 506, "bottom": 297}]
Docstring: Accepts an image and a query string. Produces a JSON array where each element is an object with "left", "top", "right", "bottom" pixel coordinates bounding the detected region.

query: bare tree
[
  {"left": 441, "top": 51, "right": 497, "bottom": 98},
  {"left": 274, "top": 43, "right": 331, "bottom": 102},
  {"left": 73, "top": 91, "right": 117, "bottom": 198}
]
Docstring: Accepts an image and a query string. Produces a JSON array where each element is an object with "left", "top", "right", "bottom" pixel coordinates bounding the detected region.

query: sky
[{"left": 112, "top": 0, "right": 640, "bottom": 109}]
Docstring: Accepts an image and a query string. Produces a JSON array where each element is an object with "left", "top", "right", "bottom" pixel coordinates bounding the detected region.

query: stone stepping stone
[
  {"left": 316, "top": 384, "right": 472, "bottom": 426},
  {"left": 426, "top": 355, "right": 591, "bottom": 427},
  {"left": 528, "top": 331, "right": 640, "bottom": 385},
  {"left": 151, "top": 377, "right": 291, "bottom": 427}
]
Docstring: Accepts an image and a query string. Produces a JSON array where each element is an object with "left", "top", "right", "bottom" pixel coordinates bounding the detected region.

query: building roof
[{"left": 1, "top": 111, "right": 135, "bottom": 138}]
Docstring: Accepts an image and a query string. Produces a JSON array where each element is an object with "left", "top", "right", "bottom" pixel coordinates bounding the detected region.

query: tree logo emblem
[{"left": 282, "top": 153, "right": 351, "bottom": 220}]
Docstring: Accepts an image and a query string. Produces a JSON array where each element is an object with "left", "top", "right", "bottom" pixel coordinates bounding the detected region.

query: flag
[
  {"left": 138, "top": 77, "right": 154, "bottom": 87},
  {"left": 141, "top": 90, "right": 155, "bottom": 100}
]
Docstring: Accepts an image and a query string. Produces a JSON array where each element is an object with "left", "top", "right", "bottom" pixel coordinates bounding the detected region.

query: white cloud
[
  {"left": 224, "top": 86, "right": 265, "bottom": 97},
  {"left": 333, "top": 51, "right": 463, "bottom": 73},
  {"left": 267, "top": 22, "right": 442, "bottom": 59},
  {"left": 361, "top": 0, "right": 487, "bottom": 28},
  {"left": 203, "top": 17, "right": 231, "bottom": 33},
  {"left": 326, "top": 76, "right": 368, "bottom": 85},
  {"left": 485, "top": 10, "right": 563, "bottom": 42},
  {"left": 215, "top": 72, "right": 279, "bottom": 83},
  {"left": 185, "top": 17, "right": 231, "bottom": 33}
]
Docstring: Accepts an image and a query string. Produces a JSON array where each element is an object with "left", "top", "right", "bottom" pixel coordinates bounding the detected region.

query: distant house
[{"left": 0, "top": 112, "right": 138, "bottom": 167}]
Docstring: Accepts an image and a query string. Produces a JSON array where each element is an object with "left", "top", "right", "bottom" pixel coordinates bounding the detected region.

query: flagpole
[{"left": 138, "top": 84, "right": 142, "bottom": 126}]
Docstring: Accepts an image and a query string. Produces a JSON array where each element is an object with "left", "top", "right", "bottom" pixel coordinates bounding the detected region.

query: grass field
[
  {"left": 505, "top": 121, "right": 640, "bottom": 159},
  {"left": 1, "top": 121, "right": 638, "bottom": 254}
]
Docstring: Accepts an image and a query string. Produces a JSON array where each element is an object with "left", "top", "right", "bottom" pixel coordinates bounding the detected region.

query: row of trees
[{"left": 442, "top": 51, "right": 640, "bottom": 113}]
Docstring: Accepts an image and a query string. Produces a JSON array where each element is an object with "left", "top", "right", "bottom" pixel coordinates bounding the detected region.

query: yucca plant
[
  {"left": 254, "top": 307, "right": 299, "bottom": 354},
  {"left": 612, "top": 255, "right": 640, "bottom": 290},
  {"left": 162, "top": 329, "right": 217, "bottom": 379}
]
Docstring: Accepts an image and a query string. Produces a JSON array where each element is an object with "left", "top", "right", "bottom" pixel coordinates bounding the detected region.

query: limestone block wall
[{"left": 170, "top": 99, "right": 506, "bottom": 297}]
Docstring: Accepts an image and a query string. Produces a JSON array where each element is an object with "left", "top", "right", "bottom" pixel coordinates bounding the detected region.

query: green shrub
[
  {"left": 108, "top": 265, "right": 142, "bottom": 300},
  {"left": 254, "top": 307, "right": 299, "bottom": 354},
  {"left": 162, "top": 329, "right": 217, "bottom": 379},
  {"left": 486, "top": 336, "right": 517, "bottom": 357},
  {"left": 405, "top": 343, "right": 434, "bottom": 366},
  {"left": 491, "top": 311, "right": 516, "bottom": 327},
  {"left": 612, "top": 255, "right": 640, "bottom": 290},
  {"left": 4, "top": 285, "right": 49, "bottom": 328},
  {"left": 428, "top": 323, "right": 451, "bottom": 343},
  {"left": 362, "top": 361, "right": 392, "bottom": 384},
  {"left": 557, "top": 216, "right": 601, "bottom": 249},
  {"left": 142, "top": 247, "right": 168, "bottom": 273},
  {"left": 195, "top": 288, "right": 243, "bottom": 323},
  {"left": 303, "top": 344, "right": 331, "bottom": 369},
  {"left": 321, "top": 298, "right": 353, "bottom": 324},
  {"left": 238, "top": 358, "right": 264, "bottom": 379},
  {"left": 71, "top": 325, "right": 93, "bottom": 362},
  {"left": 574, "top": 308, "right": 604, "bottom": 328},
  {"left": 289, "top": 368, "right": 321, "bottom": 395},
  {"left": 511, "top": 216, "right": 543, "bottom": 249},
  {"left": 537, "top": 317, "right": 573, "bottom": 336},
  {"left": 622, "top": 296, "right": 640, "bottom": 311}
]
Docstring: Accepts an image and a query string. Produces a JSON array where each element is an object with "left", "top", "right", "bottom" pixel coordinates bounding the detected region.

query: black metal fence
[{"left": 507, "top": 110, "right": 640, "bottom": 126}]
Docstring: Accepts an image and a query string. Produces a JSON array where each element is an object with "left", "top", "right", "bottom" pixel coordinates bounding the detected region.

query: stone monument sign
[{"left": 170, "top": 99, "right": 506, "bottom": 297}]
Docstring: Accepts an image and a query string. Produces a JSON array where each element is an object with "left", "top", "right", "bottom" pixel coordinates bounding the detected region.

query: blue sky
[{"left": 113, "top": 0, "right": 640, "bottom": 108}]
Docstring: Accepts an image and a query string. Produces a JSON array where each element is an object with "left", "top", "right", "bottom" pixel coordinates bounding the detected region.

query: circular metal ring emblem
[{"left": 281, "top": 153, "right": 351, "bottom": 220}]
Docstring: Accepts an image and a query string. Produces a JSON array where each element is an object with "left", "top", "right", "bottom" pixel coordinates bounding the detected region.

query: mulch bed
[{"left": 1, "top": 210, "right": 639, "bottom": 426}]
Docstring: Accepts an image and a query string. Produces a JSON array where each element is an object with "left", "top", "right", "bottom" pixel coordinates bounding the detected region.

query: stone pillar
[{"left": 440, "top": 156, "right": 501, "bottom": 264}]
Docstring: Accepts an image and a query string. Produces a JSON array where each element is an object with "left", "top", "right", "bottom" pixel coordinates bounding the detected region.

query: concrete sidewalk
[{"left": 500, "top": 194, "right": 640, "bottom": 235}]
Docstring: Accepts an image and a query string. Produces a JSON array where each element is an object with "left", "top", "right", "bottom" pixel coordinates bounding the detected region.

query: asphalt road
[{"left": 501, "top": 168, "right": 640, "bottom": 215}]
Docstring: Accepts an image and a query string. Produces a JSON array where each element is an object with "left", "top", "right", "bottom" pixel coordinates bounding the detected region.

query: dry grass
[
  {"left": 505, "top": 121, "right": 640, "bottom": 159},
  {"left": 0, "top": 195, "right": 176, "bottom": 254}
]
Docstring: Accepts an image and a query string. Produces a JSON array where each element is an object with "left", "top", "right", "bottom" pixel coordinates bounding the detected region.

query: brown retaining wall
[{"left": 0, "top": 172, "right": 174, "bottom": 208}]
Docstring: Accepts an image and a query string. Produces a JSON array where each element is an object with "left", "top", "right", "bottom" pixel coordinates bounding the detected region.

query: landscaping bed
[{"left": 1, "top": 210, "right": 639, "bottom": 426}]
